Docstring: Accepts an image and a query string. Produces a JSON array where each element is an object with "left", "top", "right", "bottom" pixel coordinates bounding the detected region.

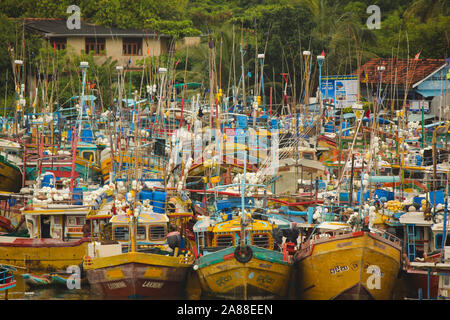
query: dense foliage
[{"left": 0, "top": 0, "right": 448, "bottom": 113}]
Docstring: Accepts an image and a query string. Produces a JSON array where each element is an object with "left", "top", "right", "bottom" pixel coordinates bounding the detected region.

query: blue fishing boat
[{"left": 0, "top": 265, "right": 17, "bottom": 299}]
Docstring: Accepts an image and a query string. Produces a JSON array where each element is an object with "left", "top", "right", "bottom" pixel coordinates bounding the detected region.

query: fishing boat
[
  {"left": 22, "top": 271, "right": 87, "bottom": 288},
  {"left": 0, "top": 139, "right": 22, "bottom": 193},
  {"left": 83, "top": 106, "right": 196, "bottom": 299},
  {"left": 0, "top": 265, "right": 16, "bottom": 299},
  {"left": 22, "top": 273, "right": 51, "bottom": 287},
  {"left": 189, "top": 159, "right": 294, "bottom": 300},
  {"left": 294, "top": 220, "right": 402, "bottom": 300},
  {"left": 0, "top": 172, "right": 113, "bottom": 271}
]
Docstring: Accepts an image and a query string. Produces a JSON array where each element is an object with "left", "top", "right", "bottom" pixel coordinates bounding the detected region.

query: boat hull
[
  {"left": 84, "top": 252, "right": 192, "bottom": 299},
  {"left": 194, "top": 246, "right": 292, "bottom": 300},
  {"left": 404, "top": 268, "right": 439, "bottom": 299},
  {"left": 0, "top": 236, "right": 89, "bottom": 271},
  {"left": 295, "top": 231, "right": 401, "bottom": 300},
  {"left": 0, "top": 157, "right": 22, "bottom": 193}
]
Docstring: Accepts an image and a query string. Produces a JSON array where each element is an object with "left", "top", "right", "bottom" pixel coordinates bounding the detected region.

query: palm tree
[{"left": 404, "top": 0, "right": 449, "bottom": 22}]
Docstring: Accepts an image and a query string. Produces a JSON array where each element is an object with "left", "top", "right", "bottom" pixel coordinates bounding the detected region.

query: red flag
[
  {"left": 414, "top": 51, "right": 421, "bottom": 60},
  {"left": 53, "top": 41, "right": 56, "bottom": 50},
  {"left": 321, "top": 50, "right": 325, "bottom": 57},
  {"left": 147, "top": 47, "right": 150, "bottom": 55}
]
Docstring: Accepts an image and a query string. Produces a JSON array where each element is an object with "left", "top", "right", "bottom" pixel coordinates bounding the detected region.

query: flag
[
  {"left": 414, "top": 51, "right": 421, "bottom": 60},
  {"left": 361, "top": 70, "right": 368, "bottom": 83},
  {"left": 321, "top": 50, "right": 325, "bottom": 57},
  {"left": 53, "top": 41, "right": 56, "bottom": 50},
  {"left": 147, "top": 47, "right": 150, "bottom": 55}
]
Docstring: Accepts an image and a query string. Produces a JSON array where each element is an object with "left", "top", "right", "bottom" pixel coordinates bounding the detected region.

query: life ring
[{"left": 234, "top": 245, "right": 253, "bottom": 264}]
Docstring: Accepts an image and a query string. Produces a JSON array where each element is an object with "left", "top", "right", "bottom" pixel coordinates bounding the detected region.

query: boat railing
[
  {"left": 0, "top": 268, "right": 14, "bottom": 285},
  {"left": 370, "top": 228, "right": 402, "bottom": 246}
]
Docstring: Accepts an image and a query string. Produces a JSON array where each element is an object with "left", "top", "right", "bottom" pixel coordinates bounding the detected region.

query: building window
[
  {"left": 114, "top": 226, "right": 129, "bottom": 241},
  {"left": 216, "top": 235, "right": 234, "bottom": 247},
  {"left": 50, "top": 38, "right": 66, "bottom": 50},
  {"left": 149, "top": 225, "right": 166, "bottom": 240},
  {"left": 122, "top": 38, "right": 142, "bottom": 56},
  {"left": 85, "top": 37, "right": 106, "bottom": 55},
  {"left": 252, "top": 233, "right": 270, "bottom": 248}
]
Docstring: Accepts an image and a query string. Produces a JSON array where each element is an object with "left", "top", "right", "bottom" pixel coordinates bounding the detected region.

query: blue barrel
[
  {"left": 357, "top": 191, "right": 370, "bottom": 203},
  {"left": 270, "top": 119, "right": 279, "bottom": 130},
  {"left": 152, "top": 191, "right": 166, "bottom": 213},
  {"left": 374, "top": 189, "right": 394, "bottom": 201},
  {"left": 428, "top": 190, "right": 444, "bottom": 206},
  {"left": 413, "top": 197, "right": 425, "bottom": 205},
  {"left": 81, "top": 129, "right": 93, "bottom": 143},
  {"left": 72, "top": 187, "right": 83, "bottom": 205},
  {"left": 67, "top": 129, "right": 73, "bottom": 142},
  {"left": 237, "top": 115, "right": 247, "bottom": 128},
  {"left": 139, "top": 190, "right": 153, "bottom": 201},
  {"left": 41, "top": 173, "right": 55, "bottom": 188},
  {"left": 339, "top": 192, "right": 349, "bottom": 202}
]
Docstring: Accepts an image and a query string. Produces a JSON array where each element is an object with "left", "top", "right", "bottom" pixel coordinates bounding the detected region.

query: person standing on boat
[{"left": 82, "top": 221, "right": 91, "bottom": 238}]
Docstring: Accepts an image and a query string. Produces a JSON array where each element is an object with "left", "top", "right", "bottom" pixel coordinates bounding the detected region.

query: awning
[
  {"left": 408, "top": 114, "right": 436, "bottom": 122},
  {"left": 369, "top": 176, "right": 401, "bottom": 183}
]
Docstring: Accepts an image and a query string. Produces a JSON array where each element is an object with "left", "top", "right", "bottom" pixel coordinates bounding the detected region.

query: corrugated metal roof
[{"left": 24, "top": 18, "right": 167, "bottom": 38}]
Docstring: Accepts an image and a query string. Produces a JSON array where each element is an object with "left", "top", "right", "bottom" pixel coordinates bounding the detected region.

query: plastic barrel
[{"left": 152, "top": 191, "right": 166, "bottom": 213}]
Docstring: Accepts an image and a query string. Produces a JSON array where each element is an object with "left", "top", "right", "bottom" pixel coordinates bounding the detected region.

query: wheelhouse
[{"left": 110, "top": 213, "right": 169, "bottom": 248}]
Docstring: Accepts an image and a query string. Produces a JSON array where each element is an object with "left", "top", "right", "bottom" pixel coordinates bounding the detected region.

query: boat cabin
[
  {"left": 109, "top": 213, "right": 169, "bottom": 249},
  {"left": 0, "top": 139, "right": 22, "bottom": 165},
  {"left": 193, "top": 214, "right": 278, "bottom": 256},
  {"left": 23, "top": 207, "right": 90, "bottom": 240}
]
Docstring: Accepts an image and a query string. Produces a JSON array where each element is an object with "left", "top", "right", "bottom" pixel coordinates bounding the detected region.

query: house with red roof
[{"left": 354, "top": 57, "right": 449, "bottom": 120}]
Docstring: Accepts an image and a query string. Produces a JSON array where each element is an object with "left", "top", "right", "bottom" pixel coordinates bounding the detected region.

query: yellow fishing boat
[
  {"left": 189, "top": 210, "right": 294, "bottom": 300},
  {"left": 294, "top": 222, "right": 402, "bottom": 300},
  {"left": 0, "top": 139, "right": 22, "bottom": 193},
  {"left": 100, "top": 148, "right": 164, "bottom": 183},
  {"left": 0, "top": 205, "right": 91, "bottom": 271}
]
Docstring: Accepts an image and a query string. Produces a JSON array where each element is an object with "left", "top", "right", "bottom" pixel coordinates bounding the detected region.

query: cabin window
[
  {"left": 252, "top": 233, "right": 270, "bottom": 248},
  {"left": 442, "top": 275, "right": 450, "bottom": 289},
  {"left": 435, "top": 234, "right": 450, "bottom": 249},
  {"left": 303, "top": 153, "right": 314, "bottom": 160},
  {"left": 122, "top": 38, "right": 142, "bottom": 56},
  {"left": 137, "top": 226, "right": 146, "bottom": 240},
  {"left": 114, "top": 226, "right": 129, "bottom": 241},
  {"left": 149, "top": 225, "right": 166, "bottom": 240},
  {"left": 82, "top": 150, "right": 95, "bottom": 162},
  {"left": 216, "top": 235, "right": 234, "bottom": 247},
  {"left": 76, "top": 217, "right": 85, "bottom": 226},
  {"left": 85, "top": 37, "right": 106, "bottom": 55},
  {"left": 67, "top": 217, "right": 77, "bottom": 226},
  {"left": 410, "top": 171, "right": 424, "bottom": 179}
]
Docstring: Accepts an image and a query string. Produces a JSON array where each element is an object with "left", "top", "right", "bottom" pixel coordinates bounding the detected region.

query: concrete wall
[
  {"left": 66, "top": 36, "right": 168, "bottom": 69},
  {"left": 176, "top": 36, "right": 201, "bottom": 50},
  {"left": 430, "top": 94, "right": 450, "bottom": 120}
]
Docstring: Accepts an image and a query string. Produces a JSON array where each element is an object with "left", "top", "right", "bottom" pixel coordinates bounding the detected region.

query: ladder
[{"left": 406, "top": 224, "right": 416, "bottom": 262}]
